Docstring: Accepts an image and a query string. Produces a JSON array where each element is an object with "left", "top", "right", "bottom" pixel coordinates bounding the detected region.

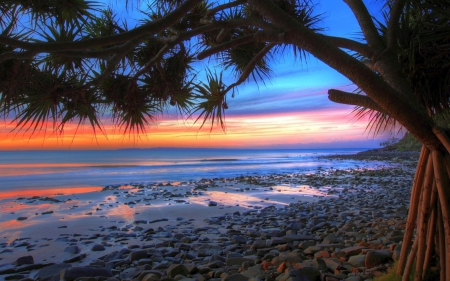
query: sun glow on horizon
[{"left": 0, "top": 105, "right": 386, "bottom": 150}]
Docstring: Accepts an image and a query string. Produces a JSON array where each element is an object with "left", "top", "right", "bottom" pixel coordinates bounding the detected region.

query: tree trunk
[{"left": 398, "top": 144, "right": 450, "bottom": 280}]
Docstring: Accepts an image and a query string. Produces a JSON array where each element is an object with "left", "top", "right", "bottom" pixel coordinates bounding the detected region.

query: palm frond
[{"left": 191, "top": 69, "right": 228, "bottom": 131}]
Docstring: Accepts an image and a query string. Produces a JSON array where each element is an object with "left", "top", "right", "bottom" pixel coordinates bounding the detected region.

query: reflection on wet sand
[{"left": 0, "top": 186, "right": 103, "bottom": 200}]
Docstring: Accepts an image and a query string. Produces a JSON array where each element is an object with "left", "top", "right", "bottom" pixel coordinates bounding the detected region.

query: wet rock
[
  {"left": 34, "top": 263, "right": 72, "bottom": 280},
  {"left": 91, "top": 244, "right": 105, "bottom": 251},
  {"left": 13, "top": 255, "right": 34, "bottom": 266},
  {"left": 63, "top": 245, "right": 81, "bottom": 254},
  {"left": 63, "top": 253, "right": 87, "bottom": 263}
]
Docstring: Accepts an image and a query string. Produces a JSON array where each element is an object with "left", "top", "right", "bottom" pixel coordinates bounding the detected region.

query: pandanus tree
[{"left": 0, "top": 0, "right": 449, "bottom": 279}]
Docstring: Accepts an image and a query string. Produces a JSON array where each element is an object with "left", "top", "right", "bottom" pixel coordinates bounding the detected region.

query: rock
[
  {"left": 120, "top": 267, "right": 146, "bottom": 280},
  {"left": 130, "top": 250, "right": 148, "bottom": 262},
  {"left": 289, "top": 266, "right": 320, "bottom": 281},
  {"left": 63, "top": 253, "right": 87, "bottom": 263},
  {"left": 60, "top": 266, "right": 112, "bottom": 281},
  {"left": 250, "top": 240, "right": 266, "bottom": 249},
  {"left": 166, "top": 264, "right": 189, "bottom": 278},
  {"left": 91, "top": 244, "right": 105, "bottom": 251},
  {"left": 197, "top": 244, "right": 222, "bottom": 257},
  {"left": 312, "top": 258, "right": 327, "bottom": 271},
  {"left": 13, "top": 255, "right": 34, "bottom": 266},
  {"left": 231, "top": 235, "right": 247, "bottom": 244},
  {"left": 208, "top": 201, "right": 218, "bottom": 206},
  {"left": 222, "top": 273, "right": 249, "bottom": 281},
  {"left": 347, "top": 255, "right": 367, "bottom": 267},
  {"left": 314, "top": 250, "right": 330, "bottom": 259},
  {"left": 281, "top": 234, "right": 319, "bottom": 243},
  {"left": 226, "top": 257, "right": 254, "bottom": 266},
  {"left": 392, "top": 244, "right": 402, "bottom": 261},
  {"left": 63, "top": 245, "right": 81, "bottom": 254},
  {"left": 365, "top": 250, "right": 392, "bottom": 268},
  {"left": 341, "top": 246, "right": 366, "bottom": 257},
  {"left": 16, "top": 217, "right": 27, "bottom": 221},
  {"left": 303, "top": 246, "right": 322, "bottom": 255},
  {"left": 34, "top": 263, "right": 72, "bottom": 279},
  {"left": 141, "top": 273, "right": 160, "bottom": 281}
]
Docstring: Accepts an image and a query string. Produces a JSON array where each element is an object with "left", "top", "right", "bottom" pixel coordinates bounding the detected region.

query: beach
[{"left": 0, "top": 150, "right": 421, "bottom": 281}]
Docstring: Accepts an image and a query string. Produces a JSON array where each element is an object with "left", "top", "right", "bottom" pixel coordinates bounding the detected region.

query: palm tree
[{"left": 0, "top": 1, "right": 449, "bottom": 279}]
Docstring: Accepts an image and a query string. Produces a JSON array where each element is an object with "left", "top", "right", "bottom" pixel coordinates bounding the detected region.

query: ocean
[{"left": 0, "top": 148, "right": 383, "bottom": 198}]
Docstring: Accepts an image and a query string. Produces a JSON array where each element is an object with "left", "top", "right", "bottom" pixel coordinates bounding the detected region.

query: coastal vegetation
[{"left": 0, "top": 0, "right": 449, "bottom": 280}]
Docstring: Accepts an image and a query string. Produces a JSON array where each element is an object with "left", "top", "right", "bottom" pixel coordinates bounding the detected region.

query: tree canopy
[{"left": 0, "top": 0, "right": 448, "bottom": 147}]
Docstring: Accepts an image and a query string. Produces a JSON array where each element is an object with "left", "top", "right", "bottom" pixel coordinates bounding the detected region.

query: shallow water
[{"left": 0, "top": 148, "right": 386, "bottom": 198}]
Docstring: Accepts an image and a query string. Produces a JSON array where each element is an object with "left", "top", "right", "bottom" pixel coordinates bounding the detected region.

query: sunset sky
[{"left": 0, "top": 1, "right": 395, "bottom": 150}]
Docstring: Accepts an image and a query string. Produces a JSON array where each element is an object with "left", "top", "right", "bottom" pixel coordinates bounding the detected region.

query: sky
[{"left": 0, "top": 0, "right": 395, "bottom": 150}]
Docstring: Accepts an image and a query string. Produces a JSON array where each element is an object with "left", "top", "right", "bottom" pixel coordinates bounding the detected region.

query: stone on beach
[{"left": 13, "top": 256, "right": 34, "bottom": 266}]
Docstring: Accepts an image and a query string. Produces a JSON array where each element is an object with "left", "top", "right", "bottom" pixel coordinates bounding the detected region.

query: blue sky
[{"left": 0, "top": 1, "right": 395, "bottom": 150}]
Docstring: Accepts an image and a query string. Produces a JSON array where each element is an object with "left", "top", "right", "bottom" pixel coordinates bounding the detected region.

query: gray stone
[
  {"left": 226, "top": 257, "right": 254, "bottom": 266},
  {"left": 60, "top": 266, "right": 112, "bottom": 281},
  {"left": 250, "top": 240, "right": 266, "bottom": 249},
  {"left": 347, "top": 254, "right": 367, "bottom": 267},
  {"left": 33, "top": 263, "right": 72, "bottom": 279},
  {"left": 222, "top": 273, "right": 249, "bottom": 281},
  {"left": 365, "top": 250, "right": 392, "bottom": 268},
  {"left": 91, "top": 244, "right": 105, "bottom": 251},
  {"left": 289, "top": 266, "right": 320, "bottom": 281},
  {"left": 341, "top": 246, "right": 366, "bottom": 257},
  {"left": 130, "top": 250, "right": 148, "bottom": 262},
  {"left": 13, "top": 255, "right": 34, "bottom": 266},
  {"left": 231, "top": 235, "right": 247, "bottom": 244},
  {"left": 166, "top": 264, "right": 189, "bottom": 278},
  {"left": 64, "top": 253, "right": 87, "bottom": 263},
  {"left": 197, "top": 244, "right": 222, "bottom": 257},
  {"left": 63, "top": 245, "right": 81, "bottom": 254}
]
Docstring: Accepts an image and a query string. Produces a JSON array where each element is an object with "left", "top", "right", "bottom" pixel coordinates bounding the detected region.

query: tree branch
[
  {"left": 387, "top": 0, "right": 406, "bottom": 50},
  {"left": 322, "top": 35, "right": 375, "bottom": 60},
  {"left": 83, "top": 37, "right": 143, "bottom": 89},
  {"left": 343, "top": 0, "right": 384, "bottom": 51},
  {"left": 0, "top": 0, "right": 203, "bottom": 53},
  {"left": 225, "top": 43, "right": 276, "bottom": 93},
  {"left": 0, "top": 50, "right": 36, "bottom": 62},
  {"left": 328, "top": 89, "right": 386, "bottom": 113},
  {"left": 206, "top": 0, "right": 246, "bottom": 17},
  {"left": 132, "top": 45, "right": 170, "bottom": 80},
  {"left": 198, "top": 34, "right": 255, "bottom": 59}
]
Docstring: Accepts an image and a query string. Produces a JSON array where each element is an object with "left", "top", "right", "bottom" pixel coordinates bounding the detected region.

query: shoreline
[{"left": 0, "top": 153, "right": 419, "bottom": 281}]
